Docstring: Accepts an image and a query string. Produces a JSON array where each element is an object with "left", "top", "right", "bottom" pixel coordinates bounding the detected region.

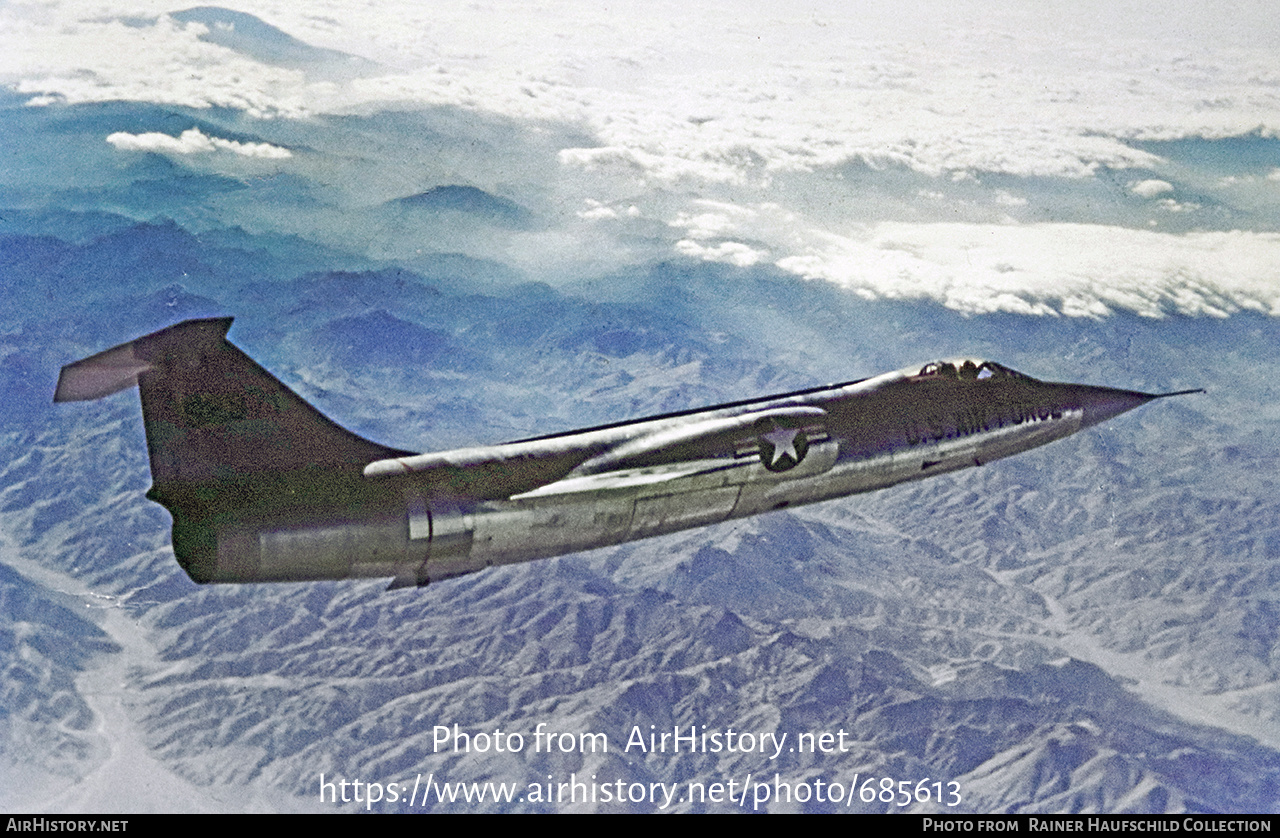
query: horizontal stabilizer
[
  {"left": 54, "top": 345, "right": 153, "bottom": 402},
  {"left": 54, "top": 318, "right": 234, "bottom": 402}
]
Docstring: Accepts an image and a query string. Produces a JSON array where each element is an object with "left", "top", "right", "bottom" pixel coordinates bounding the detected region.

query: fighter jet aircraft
[{"left": 54, "top": 317, "right": 1201, "bottom": 588}]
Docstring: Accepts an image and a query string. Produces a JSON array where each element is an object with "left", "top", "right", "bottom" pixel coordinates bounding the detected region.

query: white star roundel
[{"left": 758, "top": 423, "right": 808, "bottom": 472}]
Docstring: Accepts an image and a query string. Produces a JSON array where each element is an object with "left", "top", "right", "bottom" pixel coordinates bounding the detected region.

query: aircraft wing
[
  {"left": 512, "top": 405, "right": 833, "bottom": 499},
  {"left": 509, "top": 458, "right": 741, "bottom": 499}
]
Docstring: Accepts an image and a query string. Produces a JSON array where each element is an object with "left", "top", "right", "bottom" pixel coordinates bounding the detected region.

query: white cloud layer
[
  {"left": 776, "top": 222, "right": 1280, "bottom": 319},
  {"left": 4, "top": 13, "right": 309, "bottom": 118},
  {"left": 4, "top": 1, "right": 1280, "bottom": 181},
  {"left": 105, "top": 128, "right": 291, "bottom": 158}
]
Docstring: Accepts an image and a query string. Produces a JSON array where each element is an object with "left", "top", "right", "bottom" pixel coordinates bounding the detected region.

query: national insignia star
[{"left": 762, "top": 426, "right": 801, "bottom": 466}]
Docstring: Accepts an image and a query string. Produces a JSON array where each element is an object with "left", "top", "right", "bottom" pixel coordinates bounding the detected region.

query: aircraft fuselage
[{"left": 53, "top": 319, "right": 1197, "bottom": 588}]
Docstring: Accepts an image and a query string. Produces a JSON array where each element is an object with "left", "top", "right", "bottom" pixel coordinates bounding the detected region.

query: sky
[{"left": 4, "top": 0, "right": 1280, "bottom": 320}]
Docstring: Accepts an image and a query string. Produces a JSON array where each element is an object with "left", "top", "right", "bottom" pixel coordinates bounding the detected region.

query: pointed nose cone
[{"left": 1077, "top": 387, "right": 1159, "bottom": 430}]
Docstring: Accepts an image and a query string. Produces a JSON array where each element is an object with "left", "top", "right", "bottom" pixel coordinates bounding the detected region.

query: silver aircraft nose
[{"left": 1077, "top": 386, "right": 1203, "bottom": 429}]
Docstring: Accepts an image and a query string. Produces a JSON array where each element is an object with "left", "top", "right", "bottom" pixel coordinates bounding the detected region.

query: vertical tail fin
[
  {"left": 55, "top": 317, "right": 411, "bottom": 501},
  {"left": 57, "top": 317, "right": 415, "bottom": 584}
]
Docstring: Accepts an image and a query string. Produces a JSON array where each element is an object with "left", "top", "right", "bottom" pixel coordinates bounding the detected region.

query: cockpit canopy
[{"left": 915, "top": 360, "right": 1036, "bottom": 382}]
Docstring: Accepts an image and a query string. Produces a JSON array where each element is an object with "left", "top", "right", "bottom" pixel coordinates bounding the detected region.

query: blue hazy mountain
[
  {"left": 311, "top": 309, "right": 488, "bottom": 373},
  {"left": 390, "top": 185, "right": 537, "bottom": 230},
  {"left": 2, "top": 83, "right": 1278, "bottom": 814},
  {"left": 168, "top": 7, "right": 379, "bottom": 80}
]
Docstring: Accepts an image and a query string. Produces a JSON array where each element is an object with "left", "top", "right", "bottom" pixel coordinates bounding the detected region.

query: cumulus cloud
[
  {"left": 674, "top": 239, "right": 768, "bottom": 267},
  {"left": 669, "top": 202, "right": 763, "bottom": 240},
  {"left": 1131, "top": 179, "right": 1175, "bottom": 198},
  {"left": 576, "top": 199, "right": 640, "bottom": 220},
  {"left": 105, "top": 127, "right": 292, "bottom": 158},
  {"left": 1155, "top": 197, "right": 1200, "bottom": 213}
]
